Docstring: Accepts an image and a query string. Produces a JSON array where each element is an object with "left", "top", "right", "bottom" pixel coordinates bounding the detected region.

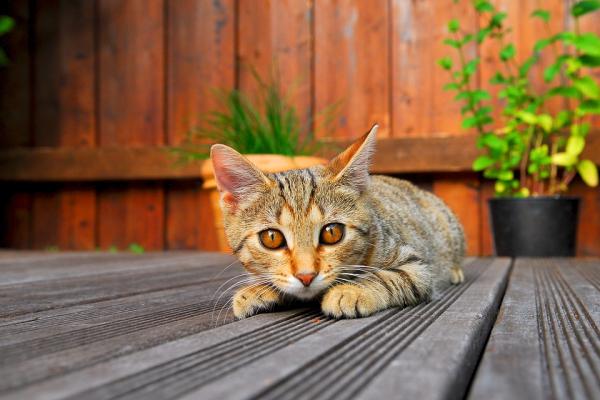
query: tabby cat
[{"left": 211, "top": 125, "right": 465, "bottom": 319}]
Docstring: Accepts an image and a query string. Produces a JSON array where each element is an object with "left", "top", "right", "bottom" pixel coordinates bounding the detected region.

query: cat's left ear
[
  {"left": 326, "top": 124, "right": 378, "bottom": 192},
  {"left": 210, "top": 144, "right": 272, "bottom": 207}
]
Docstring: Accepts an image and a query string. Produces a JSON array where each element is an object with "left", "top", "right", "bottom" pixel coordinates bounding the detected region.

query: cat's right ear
[
  {"left": 326, "top": 124, "right": 378, "bottom": 192},
  {"left": 210, "top": 144, "right": 271, "bottom": 207}
]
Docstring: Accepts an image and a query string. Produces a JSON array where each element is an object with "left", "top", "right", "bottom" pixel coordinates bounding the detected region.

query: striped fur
[{"left": 211, "top": 125, "right": 465, "bottom": 319}]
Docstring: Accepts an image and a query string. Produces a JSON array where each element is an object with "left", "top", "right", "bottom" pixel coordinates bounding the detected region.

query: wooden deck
[{"left": 0, "top": 253, "right": 598, "bottom": 400}]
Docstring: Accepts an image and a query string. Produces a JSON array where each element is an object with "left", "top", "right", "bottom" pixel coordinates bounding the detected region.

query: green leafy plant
[
  {"left": 173, "top": 70, "right": 337, "bottom": 161},
  {"left": 440, "top": 0, "right": 599, "bottom": 196},
  {"left": 0, "top": 15, "right": 15, "bottom": 66}
]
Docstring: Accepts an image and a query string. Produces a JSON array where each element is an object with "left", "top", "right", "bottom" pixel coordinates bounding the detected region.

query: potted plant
[
  {"left": 174, "top": 72, "right": 334, "bottom": 251},
  {"left": 439, "top": 0, "right": 599, "bottom": 256}
]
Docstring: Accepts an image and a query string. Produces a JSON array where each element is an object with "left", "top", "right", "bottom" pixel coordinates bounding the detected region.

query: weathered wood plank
[
  {"left": 1, "top": 310, "right": 305, "bottom": 400},
  {"left": 96, "top": 0, "right": 165, "bottom": 250},
  {"left": 314, "top": 0, "right": 391, "bottom": 138},
  {"left": 391, "top": 0, "right": 477, "bottom": 137},
  {"left": 165, "top": 0, "right": 234, "bottom": 250},
  {"left": 0, "top": 273, "right": 246, "bottom": 392},
  {"left": 0, "top": 252, "right": 234, "bottom": 285},
  {"left": 0, "top": 254, "right": 238, "bottom": 318},
  {"left": 2, "top": 133, "right": 598, "bottom": 182},
  {"left": 18, "top": 258, "right": 506, "bottom": 400},
  {"left": 469, "top": 258, "right": 600, "bottom": 400}
]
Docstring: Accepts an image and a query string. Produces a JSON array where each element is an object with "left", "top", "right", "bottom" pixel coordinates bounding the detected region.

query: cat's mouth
[{"left": 277, "top": 274, "right": 330, "bottom": 300}]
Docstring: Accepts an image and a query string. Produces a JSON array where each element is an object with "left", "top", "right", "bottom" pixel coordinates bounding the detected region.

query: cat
[{"left": 210, "top": 124, "right": 465, "bottom": 319}]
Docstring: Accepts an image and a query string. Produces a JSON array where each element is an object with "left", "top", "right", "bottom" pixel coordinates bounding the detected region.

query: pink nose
[{"left": 295, "top": 273, "right": 316, "bottom": 287}]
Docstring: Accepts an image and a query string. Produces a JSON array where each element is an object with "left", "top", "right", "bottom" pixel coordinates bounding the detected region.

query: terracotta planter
[{"left": 200, "top": 155, "right": 327, "bottom": 252}]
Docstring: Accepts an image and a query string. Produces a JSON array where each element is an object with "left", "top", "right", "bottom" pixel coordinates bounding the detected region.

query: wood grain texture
[
  {"left": 31, "top": 0, "right": 96, "bottom": 250},
  {"left": 391, "top": 0, "right": 477, "bottom": 137},
  {"left": 0, "top": 0, "right": 32, "bottom": 249},
  {"left": 10, "top": 133, "right": 600, "bottom": 181},
  {"left": 165, "top": 0, "right": 234, "bottom": 250},
  {"left": 470, "top": 258, "right": 600, "bottom": 400},
  {"left": 238, "top": 0, "right": 313, "bottom": 126},
  {"left": 315, "top": 0, "right": 390, "bottom": 138},
  {"left": 433, "top": 176, "right": 481, "bottom": 256},
  {"left": 96, "top": 0, "right": 165, "bottom": 250}
]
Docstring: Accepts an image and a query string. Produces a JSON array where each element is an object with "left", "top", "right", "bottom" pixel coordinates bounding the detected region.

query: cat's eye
[
  {"left": 259, "top": 229, "right": 287, "bottom": 250},
  {"left": 320, "top": 223, "right": 345, "bottom": 245}
]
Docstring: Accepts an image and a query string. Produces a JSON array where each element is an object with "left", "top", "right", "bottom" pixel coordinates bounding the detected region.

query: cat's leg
[
  {"left": 232, "top": 284, "right": 282, "bottom": 318},
  {"left": 321, "top": 260, "right": 433, "bottom": 319},
  {"left": 450, "top": 264, "right": 464, "bottom": 284}
]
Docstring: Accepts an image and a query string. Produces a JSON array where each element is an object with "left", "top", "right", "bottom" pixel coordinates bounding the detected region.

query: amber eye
[
  {"left": 320, "top": 223, "right": 345, "bottom": 245},
  {"left": 259, "top": 229, "right": 286, "bottom": 250}
]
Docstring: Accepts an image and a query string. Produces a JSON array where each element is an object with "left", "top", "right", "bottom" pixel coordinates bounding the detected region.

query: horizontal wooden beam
[{"left": 1, "top": 134, "right": 598, "bottom": 182}]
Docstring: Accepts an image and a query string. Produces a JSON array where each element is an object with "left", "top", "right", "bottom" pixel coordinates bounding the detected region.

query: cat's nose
[{"left": 295, "top": 272, "right": 316, "bottom": 287}]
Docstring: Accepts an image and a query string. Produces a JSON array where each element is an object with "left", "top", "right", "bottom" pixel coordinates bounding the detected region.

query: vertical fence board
[
  {"left": 97, "top": 0, "right": 165, "bottom": 251},
  {"left": 433, "top": 176, "right": 481, "bottom": 256},
  {"left": 31, "top": 0, "right": 96, "bottom": 250},
  {"left": 0, "top": 0, "right": 31, "bottom": 248},
  {"left": 315, "top": 0, "right": 390, "bottom": 139},
  {"left": 165, "top": 0, "right": 234, "bottom": 250},
  {"left": 391, "top": 0, "right": 476, "bottom": 137},
  {"left": 238, "top": 0, "right": 313, "bottom": 126},
  {"left": 479, "top": 180, "right": 495, "bottom": 255}
]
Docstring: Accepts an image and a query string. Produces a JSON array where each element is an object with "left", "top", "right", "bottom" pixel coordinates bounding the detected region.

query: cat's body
[{"left": 211, "top": 125, "right": 465, "bottom": 319}]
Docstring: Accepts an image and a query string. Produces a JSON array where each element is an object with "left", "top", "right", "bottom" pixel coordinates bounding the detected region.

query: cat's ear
[
  {"left": 210, "top": 144, "right": 271, "bottom": 206},
  {"left": 326, "top": 124, "right": 378, "bottom": 191}
]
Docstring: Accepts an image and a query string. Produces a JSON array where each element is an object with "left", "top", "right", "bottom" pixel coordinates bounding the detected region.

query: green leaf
[
  {"left": 473, "top": 155, "right": 496, "bottom": 171},
  {"left": 573, "top": 33, "right": 600, "bottom": 56},
  {"left": 552, "top": 152, "right": 577, "bottom": 166},
  {"left": 577, "top": 160, "right": 599, "bottom": 187},
  {"left": 489, "top": 72, "right": 506, "bottom": 84},
  {"left": 490, "top": 12, "right": 507, "bottom": 27},
  {"left": 571, "top": 122, "right": 590, "bottom": 137},
  {"left": 554, "top": 110, "right": 571, "bottom": 128},
  {"left": 471, "top": 89, "right": 491, "bottom": 102},
  {"left": 578, "top": 99, "right": 600, "bottom": 114},
  {"left": 443, "top": 82, "right": 460, "bottom": 91},
  {"left": 481, "top": 134, "right": 508, "bottom": 152},
  {"left": 531, "top": 9, "right": 550, "bottom": 22},
  {"left": 519, "top": 187, "right": 531, "bottom": 197},
  {"left": 443, "top": 38, "right": 462, "bottom": 49},
  {"left": 500, "top": 43, "right": 516, "bottom": 61},
  {"left": 494, "top": 181, "right": 507, "bottom": 193},
  {"left": 516, "top": 110, "right": 538, "bottom": 124},
  {"left": 497, "top": 170, "right": 514, "bottom": 181},
  {"left": 571, "top": 0, "right": 600, "bottom": 17},
  {"left": 567, "top": 136, "right": 585, "bottom": 155},
  {"left": 537, "top": 114, "right": 553, "bottom": 132},
  {"left": 546, "top": 86, "right": 580, "bottom": 98},
  {"left": 438, "top": 57, "right": 453, "bottom": 70},
  {"left": 534, "top": 38, "right": 551, "bottom": 52},
  {"left": 475, "top": 0, "right": 494, "bottom": 12},
  {"left": 579, "top": 54, "right": 600, "bottom": 66},
  {"left": 476, "top": 27, "right": 492, "bottom": 43},
  {"left": 573, "top": 76, "right": 600, "bottom": 99},
  {"left": 0, "top": 16, "right": 15, "bottom": 35},
  {"left": 462, "top": 117, "right": 479, "bottom": 128},
  {"left": 128, "top": 243, "right": 145, "bottom": 254},
  {"left": 448, "top": 19, "right": 460, "bottom": 33},
  {"left": 544, "top": 62, "right": 562, "bottom": 83},
  {"left": 463, "top": 58, "right": 479, "bottom": 76}
]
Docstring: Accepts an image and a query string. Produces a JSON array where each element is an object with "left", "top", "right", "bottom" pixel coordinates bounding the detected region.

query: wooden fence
[{"left": 0, "top": 0, "right": 599, "bottom": 255}]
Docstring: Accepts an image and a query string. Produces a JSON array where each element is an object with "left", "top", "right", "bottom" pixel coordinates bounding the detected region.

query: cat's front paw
[
  {"left": 233, "top": 285, "right": 280, "bottom": 319},
  {"left": 321, "top": 284, "right": 380, "bottom": 319}
]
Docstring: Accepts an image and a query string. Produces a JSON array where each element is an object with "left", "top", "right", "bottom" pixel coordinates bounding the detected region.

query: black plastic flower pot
[{"left": 488, "top": 197, "right": 580, "bottom": 257}]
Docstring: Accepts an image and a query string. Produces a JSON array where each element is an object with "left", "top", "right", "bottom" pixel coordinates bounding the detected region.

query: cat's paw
[
  {"left": 321, "top": 284, "right": 380, "bottom": 319},
  {"left": 233, "top": 285, "right": 280, "bottom": 319},
  {"left": 450, "top": 266, "right": 464, "bottom": 284}
]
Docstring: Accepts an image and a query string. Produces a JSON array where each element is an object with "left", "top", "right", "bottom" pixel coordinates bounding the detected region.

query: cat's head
[{"left": 210, "top": 125, "right": 378, "bottom": 300}]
